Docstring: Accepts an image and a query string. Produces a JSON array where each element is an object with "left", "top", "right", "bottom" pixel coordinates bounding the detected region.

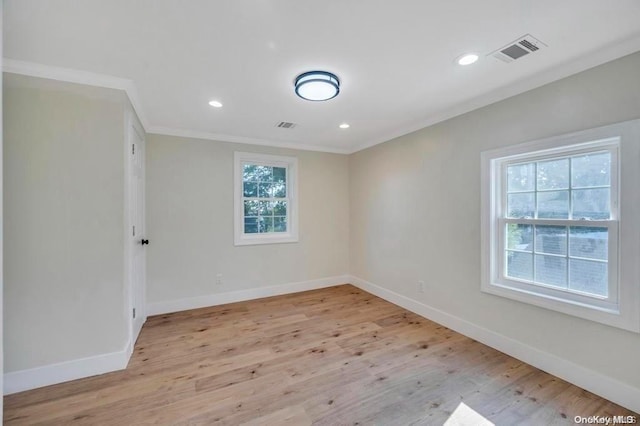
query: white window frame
[
  {"left": 234, "top": 151, "right": 299, "bottom": 246},
  {"left": 481, "top": 119, "right": 640, "bottom": 332}
]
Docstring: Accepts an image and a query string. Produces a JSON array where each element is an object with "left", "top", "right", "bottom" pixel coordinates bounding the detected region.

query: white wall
[
  {"left": 146, "top": 134, "right": 349, "bottom": 307},
  {"left": 349, "top": 52, "right": 640, "bottom": 395},
  {"left": 3, "top": 74, "right": 128, "bottom": 373}
]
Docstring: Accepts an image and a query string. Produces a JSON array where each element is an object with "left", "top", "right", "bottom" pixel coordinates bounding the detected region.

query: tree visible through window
[
  {"left": 234, "top": 152, "right": 298, "bottom": 246},
  {"left": 480, "top": 120, "right": 640, "bottom": 332},
  {"left": 504, "top": 151, "right": 611, "bottom": 297},
  {"left": 242, "top": 164, "right": 288, "bottom": 234}
]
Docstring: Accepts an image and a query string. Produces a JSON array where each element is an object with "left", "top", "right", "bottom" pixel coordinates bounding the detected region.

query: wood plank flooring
[{"left": 4, "top": 285, "right": 637, "bottom": 425}]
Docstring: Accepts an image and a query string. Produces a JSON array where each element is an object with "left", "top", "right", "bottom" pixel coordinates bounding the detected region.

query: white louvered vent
[
  {"left": 275, "top": 121, "right": 297, "bottom": 129},
  {"left": 491, "top": 34, "right": 547, "bottom": 63}
]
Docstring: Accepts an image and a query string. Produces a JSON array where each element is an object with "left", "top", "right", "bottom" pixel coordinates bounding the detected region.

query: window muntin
[
  {"left": 505, "top": 151, "right": 612, "bottom": 221},
  {"left": 501, "top": 150, "right": 615, "bottom": 300},
  {"left": 242, "top": 164, "right": 289, "bottom": 234},
  {"left": 505, "top": 224, "right": 609, "bottom": 297},
  {"left": 234, "top": 152, "right": 298, "bottom": 246},
  {"left": 482, "top": 120, "right": 640, "bottom": 332}
]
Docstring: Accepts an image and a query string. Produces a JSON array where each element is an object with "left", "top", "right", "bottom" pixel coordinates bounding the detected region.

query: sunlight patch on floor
[{"left": 443, "top": 402, "right": 495, "bottom": 426}]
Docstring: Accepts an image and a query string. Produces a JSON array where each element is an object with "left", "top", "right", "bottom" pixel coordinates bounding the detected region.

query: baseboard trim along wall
[
  {"left": 4, "top": 275, "right": 348, "bottom": 395},
  {"left": 9, "top": 273, "right": 636, "bottom": 412},
  {"left": 348, "top": 275, "right": 640, "bottom": 414},
  {"left": 4, "top": 339, "right": 133, "bottom": 395},
  {"left": 146, "top": 275, "right": 351, "bottom": 316}
]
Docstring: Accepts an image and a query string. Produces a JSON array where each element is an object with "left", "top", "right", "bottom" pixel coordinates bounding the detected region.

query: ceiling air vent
[
  {"left": 491, "top": 34, "right": 546, "bottom": 63},
  {"left": 275, "top": 121, "right": 297, "bottom": 129}
]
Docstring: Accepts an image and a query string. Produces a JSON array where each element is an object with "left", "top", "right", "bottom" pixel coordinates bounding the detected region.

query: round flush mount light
[
  {"left": 339, "top": 123, "right": 350, "bottom": 129},
  {"left": 457, "top": 53, "right": 479, "bottom": 66},
  {"left": 208, "top": 100, "right": 223, "bottom": 108},
  {"left": 295, "top": 71, "right": 340, "bottom": 101}
]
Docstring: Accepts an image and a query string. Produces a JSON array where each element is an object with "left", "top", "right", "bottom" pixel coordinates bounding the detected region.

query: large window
[
  {"left": 481, "top": 120, "right": 640, "bottom": 332},
  {"left": 234, "top": 152, "right": 298, "bottom": 246}
]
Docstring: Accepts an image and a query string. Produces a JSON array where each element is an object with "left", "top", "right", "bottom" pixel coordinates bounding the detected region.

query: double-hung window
[
  {"left": 481, "top": 120, "right": 640, "bottom": 332},
  {"left": 234, "top": 152, "right": 298, "bottom": 246}
]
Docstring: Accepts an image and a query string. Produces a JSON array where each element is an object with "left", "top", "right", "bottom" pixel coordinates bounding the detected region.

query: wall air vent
[
  {"left": 275, "top": 121, "right": 297, "bottom": 129},
  {"left": 491, "top": 34, "right": 547, "bottom": 63}
]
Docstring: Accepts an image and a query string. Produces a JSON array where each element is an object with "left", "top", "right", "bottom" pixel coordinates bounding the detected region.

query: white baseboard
[
  {"left": 146, "top": 275, "right": 350, "bottom": 316},
  {"left": 348, "top": 275, "right": 640, "bottom": 413},
  {"left": 3, "top": 276, "right": 346, "bottom": 395},
  {"left": 4, "top": 340, "right": 132, "bottom": 395}
]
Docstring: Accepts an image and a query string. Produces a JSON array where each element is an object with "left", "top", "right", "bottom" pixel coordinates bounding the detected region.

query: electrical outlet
[
  {"left": 418, "top": 280, "right": 425, "bottom": 293},
  {"left": 215, "top": 273, "right": 223, "bottom": 286}
]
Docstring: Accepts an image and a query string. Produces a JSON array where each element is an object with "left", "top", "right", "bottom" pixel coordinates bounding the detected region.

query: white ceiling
[{"left": 4, "top": 1, "right": 640, "bottom": 153}]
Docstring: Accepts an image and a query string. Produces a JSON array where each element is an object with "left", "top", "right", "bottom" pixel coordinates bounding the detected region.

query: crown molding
[
  {"left": 350, "top": 34, "right": 640, "bottom": 154},
  {"left": 5, "top": 32, "right": 640, "bottom": 157},
  {"left": 2, "top": 58, "right": 350, "bottom": 155},
  {"left": 146, "top": 126, "right": 350, "bottom": 154},
  {"left": 3, "top": 58, "right": 150, "bottom": 129}
]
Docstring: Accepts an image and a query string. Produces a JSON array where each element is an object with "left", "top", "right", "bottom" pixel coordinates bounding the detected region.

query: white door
[{"left": 130, "top": 123, "right": 146, "bottom": 342}]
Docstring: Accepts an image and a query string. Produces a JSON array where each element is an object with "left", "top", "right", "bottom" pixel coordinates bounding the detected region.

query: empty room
[{"left": 2, "top": 1, "right": 640, "bottom": 424}]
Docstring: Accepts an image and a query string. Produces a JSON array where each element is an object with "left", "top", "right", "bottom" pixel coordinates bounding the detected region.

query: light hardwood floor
[{"left": 4, "top": 285, "right": 637, "bottom": 425}]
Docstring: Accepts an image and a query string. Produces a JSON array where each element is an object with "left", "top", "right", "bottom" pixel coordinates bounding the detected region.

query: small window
[
  {"left": 234, "top": 152, "right": 298, "bottom": 245},
  {"left": 481, "top": 120, "right": 640, "bottom": 332}
]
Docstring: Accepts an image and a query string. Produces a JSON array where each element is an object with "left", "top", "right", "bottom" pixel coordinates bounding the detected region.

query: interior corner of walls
[
  {"left": 2, "top": 59, "right": 150, "bottom": 132},
  {"left": 347, "top": 275, "right": 640, "bottom": 413},
  {"left": 146, "top": 275, "right": 350, "bottom": 316},
  {"left": 3, "top": 339, "right": 132, "bottom": 395}
]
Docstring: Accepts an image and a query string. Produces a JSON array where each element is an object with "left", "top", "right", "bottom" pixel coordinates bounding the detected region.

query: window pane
[
  {"left": 273, "top": 167, "right": 286, "bottom": 183},
  {"left": 244, "top": 200, "right": 259, "bottom": 216},
  {"left": 272, "top": 182, "right": 286, "bottom": 198},
  {"left": 274, "top": 216, "right": 287, "bottom": 232},
  {"left": 537, "top": 158, "right": 569, "bottom": 190},
  {"left": 535, "top": 226, "right": 567, "bottom": 255},
  {"left": 572, "top": 188, "right": 610, "bottom": 220},
  {"left": 243, "top": 182, "right": 257, "bottom": 197},
  {"left": 507, "top": 163, "right": 535, "bottom": 192},
  {"left": 535, "top": 255, "right": 567, "bottom": 288},
  {"left": 258, "top": 182, "right": 273, "bottom": 198},
  {"left": 569, "top": 259, "right": 607, "bottom": 297},
  {"left": 569, "top": 227, "right": 608, "bottom": 260},
  {"left": 255, "top": 165, "right": 273, "bottom": 181},
  {"left": 537, "top": 191, "right": 569, "bottom": 219},
  {"left": 258, "top": 201, "right": 273, "bottom": 215},
  {"left": 506, "top": 251, "right": 533, "bottom": 281},
  {"left": 243, "top": 164, "right": 258, "bottom": 181},
  {"left": 507, "top": 193, "right": 534, "bottom": 218},
  {"left": 259, "top": 216, "right": 274, "bottom": 233},
  {"left": 506, "top": 224, "right": 532, "bottom": 251},
  {"left": 273, "top": 201, "right": 287, "bottom": 216},
  {"left": 571, "top": 152, "right": 610, "bottom": 188},
  {"left": 244, "top": 217, "right": 258, "bottom": 234}
]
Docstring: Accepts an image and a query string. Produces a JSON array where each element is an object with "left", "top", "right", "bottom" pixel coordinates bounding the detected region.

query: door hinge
[
  {"left": 133, "top": 225, "right": 136, "bottom": 236},
  {"left": 133, "top": 308, "right": 136, "bottom": 319},
  {"left": 132, "top": 143, "right": 135, "bottom": 155}
]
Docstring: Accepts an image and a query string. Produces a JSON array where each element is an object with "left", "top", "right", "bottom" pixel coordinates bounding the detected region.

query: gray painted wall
[
  {"left": 349, "top": 52, "right": 640, "bottom": 390},
  {"left": 3, "top": 74, "right": 128, "bottom": 372},
  {"left": 145, "top": 134, "right": 350, "bottom": 304},
  {"left": 3, "top": 50, "right": 639, "bottom": 402}
]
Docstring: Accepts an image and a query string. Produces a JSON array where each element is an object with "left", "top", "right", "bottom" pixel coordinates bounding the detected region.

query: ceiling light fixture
[
  {"left": 208, "top": 100, "right": 223, "bottom": 108},
  {"left": 457, "top": 53, "right": 479, "bottom": 66},
  {"left": 339, "top": 123, "right": 350, "bottom": 129},
  {"left": 294, "top": 71, "right": 340, "bottom": 101}
]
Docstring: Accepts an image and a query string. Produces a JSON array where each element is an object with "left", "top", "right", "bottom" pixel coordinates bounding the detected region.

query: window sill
[
  {"left": 481, "top": 280, "right": 638, "bottom": 333},
  {"left": 234, "top": 233, "right": 299, "bottom": 246}
]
